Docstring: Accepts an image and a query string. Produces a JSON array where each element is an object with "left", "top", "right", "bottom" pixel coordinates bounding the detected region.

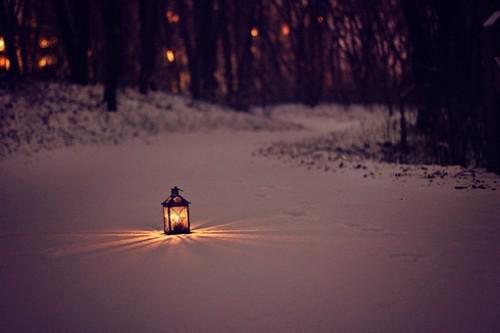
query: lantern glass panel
[
  {"left": 170, "top": 206, "right": 189, "bottom": 233},
  {"left": 163, "top": 207, "right": 169, "bottom": 233}
]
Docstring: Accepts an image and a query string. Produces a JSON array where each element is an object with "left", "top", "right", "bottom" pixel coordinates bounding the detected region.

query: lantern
[{"left": 161, "top": 186, "right": 191, "bottom": 235}]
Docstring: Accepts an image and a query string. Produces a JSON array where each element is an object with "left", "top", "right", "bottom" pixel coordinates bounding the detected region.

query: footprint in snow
[
  {"left": 360, "top": 227, "right": 385, "bottom": 232},
  {"left": 283, "top": 210, "right": 306, "bottom": 218},
  {"left": 390, "top": 252, "right": 429, "bottom": 263}
]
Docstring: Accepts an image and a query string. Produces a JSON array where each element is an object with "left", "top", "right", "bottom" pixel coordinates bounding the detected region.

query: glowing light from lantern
[
  {"left": 0, "top": 37, "right": 5, "bottom": 52},
  {"left": 250, "top": 27, "right": 259, "bottom": 38},
  {"left": 165, "top": 49, "right": 175, "bottom": 63}
]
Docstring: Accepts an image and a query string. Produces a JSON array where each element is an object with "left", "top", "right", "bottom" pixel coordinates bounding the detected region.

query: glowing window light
[
  {"left": 281, "top": 24, "right": 290, "bottom": 36},
  {"left": 0, "top": 37, "right": 5, "bottom": 52},
  {"left": 165, "top": 49, "right": 175, "bottom": 63},
  {"left": 38, "top": 57, "right": 47, "bottom": 68},
  {"left": 165, "top": 10, "right": 179, "bottom": 23},
  {"left": 250, "top": 27, "right": 259, "bottom": 38},
  {"left": 38, "top": 55, "right": 56, "bottom": 68},
  {"left": 39, "top": 38, "right": 50, "bottom": 48},
  {"left": 161, "top": 186, "right": 191, "bottom": 235},
  {"left": 0, "top": 56, "right": 10, "bottom": 70}
]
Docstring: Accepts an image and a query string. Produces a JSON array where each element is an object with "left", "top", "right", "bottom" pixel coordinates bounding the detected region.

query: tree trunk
[
  {"left": 234, "top": 0, "right": 257, "bottom": 111},
  {"left": 52, "top": 0, "right": 90, "bottom": 85},
  {"left": 400, "top": 0, "right": 434, "bottom": 130},
  {"left": 19, "top": 0, "right": 30, "bottom": 74},
  {"left": 194, "top": 0, "right": 218, "bottom": 100},
  {"left": 139, "top": 0, "right": 160, "bottom": 94},
  {"left": 102, "top": 0, "right": 121, "bottom": 111},
  {"left": 0, "top": 0, "right": 21, "bottom": 79},
  {"left": 218, "top": 0, "right": 234, "bottom": 105},
  {"left": 177, "top": 0, "right": 200, "bottom": 99},
  {"left": 482, "top": 22, "right": 500, "bottom": 173}
]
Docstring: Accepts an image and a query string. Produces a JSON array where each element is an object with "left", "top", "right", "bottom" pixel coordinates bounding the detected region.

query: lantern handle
[{"left": 171, "top": 186, "right": 183, "bottom": 196}]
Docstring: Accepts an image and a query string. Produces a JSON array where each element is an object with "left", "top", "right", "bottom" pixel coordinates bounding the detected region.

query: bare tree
[
  {"left": 0, "top": 0, "right": 22, "bottom": 79},
  {"left": 102, "top": 0, "right": 121, "bottom": 111},
  {"left": 52, "top": 0, "right": 90, "bottom": 84},
  {"left": 139, "top": 0, "right": 161, "bottom": 94}
]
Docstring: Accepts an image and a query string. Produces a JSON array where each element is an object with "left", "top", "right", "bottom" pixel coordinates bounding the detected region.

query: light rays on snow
[{"left": 46, "top": 216, "right": 305, "bottom": 257}]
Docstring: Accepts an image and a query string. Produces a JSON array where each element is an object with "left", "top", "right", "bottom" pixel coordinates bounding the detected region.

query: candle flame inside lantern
[{"left": 169, "top": 206, "right": 188, "bottom": 232}]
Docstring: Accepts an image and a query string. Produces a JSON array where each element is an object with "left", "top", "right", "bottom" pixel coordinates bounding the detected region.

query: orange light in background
[
  {"left": 281, "top": 24, "right": 290, "bottom": 36},
  {"left": 38, "top": 57, "right": 47, "bottom": 68},
  {"left": 165, "top": 10, "right": 179, "bottom": 23},
  {"left": 39, "top": 38, "right": 50, "bottom": 48},
  {"left": 38, "top": 55, "right": 56, "bottom": 68},
  {"left": 165, "top": 49, "right": 175, "bottom": 63},
  {"left": 0, "top": 36, "right": 5, "bottom": 52},
  {"left": 317, "top": 16, "right": 324, "bottom": 24},
  {"left": 250, "top": 27, "right": 259, "bottom": 38},
  {"left": 0, "top": 56, "right": 10, "bottom": 70}
]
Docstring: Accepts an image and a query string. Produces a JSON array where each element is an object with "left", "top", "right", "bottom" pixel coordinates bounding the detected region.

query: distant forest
[{"left": 0, "top": 0, "right": 499, "bottom": 173}]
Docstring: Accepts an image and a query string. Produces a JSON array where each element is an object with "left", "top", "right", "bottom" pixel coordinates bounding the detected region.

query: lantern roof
[{"left": 162, "top": 186, "right": 190, "bottom": 207}]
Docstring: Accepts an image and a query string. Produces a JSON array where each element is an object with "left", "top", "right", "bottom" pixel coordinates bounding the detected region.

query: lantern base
[{"left": 164, "top": 229, "right": 190, "bottom": 235}]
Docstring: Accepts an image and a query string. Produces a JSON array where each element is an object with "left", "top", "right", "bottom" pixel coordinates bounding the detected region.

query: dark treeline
[{"left": 0, "top": 0, "right": 499, "bottom": 172}]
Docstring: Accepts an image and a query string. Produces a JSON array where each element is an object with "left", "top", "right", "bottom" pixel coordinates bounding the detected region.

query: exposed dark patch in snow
[{"left": 391, "top": 165, "right": 498, "bottom": 190}]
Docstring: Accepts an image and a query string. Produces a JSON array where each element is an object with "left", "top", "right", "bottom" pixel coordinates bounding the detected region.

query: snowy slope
[
  {"left": 0, "top": 83, "right": 300, "bottom": 158},
  {"left": 1, "top": 90, "right": 500, "bottom": 332}
]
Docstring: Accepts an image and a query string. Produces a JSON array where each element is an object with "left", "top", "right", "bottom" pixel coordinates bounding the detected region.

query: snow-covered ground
[
  {"left": 0, "top": 84, "right": 300, "bottom": 158},
  {"left": 1, "top": 86, "right": 500, "bottom": 332}
]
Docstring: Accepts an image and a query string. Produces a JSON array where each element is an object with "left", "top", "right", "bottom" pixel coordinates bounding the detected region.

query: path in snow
[{"left": 1, "top": 111, "right": 500, "bottom": 332}]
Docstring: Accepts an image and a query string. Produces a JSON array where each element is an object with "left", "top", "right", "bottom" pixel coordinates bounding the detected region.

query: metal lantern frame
[{"left": 161, "top": 186, "right": 191, "bottom": 235}]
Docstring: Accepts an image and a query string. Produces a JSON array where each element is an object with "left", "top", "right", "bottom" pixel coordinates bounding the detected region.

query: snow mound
[
  {"left": 259, "top": 103, "right": 399, "bottom": 170},
  {"left": 259, "top": 103, "right": 499, "bottom": 190},
  {"left": 0, "top": 83, "right": 301, "bottom": 159}
]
